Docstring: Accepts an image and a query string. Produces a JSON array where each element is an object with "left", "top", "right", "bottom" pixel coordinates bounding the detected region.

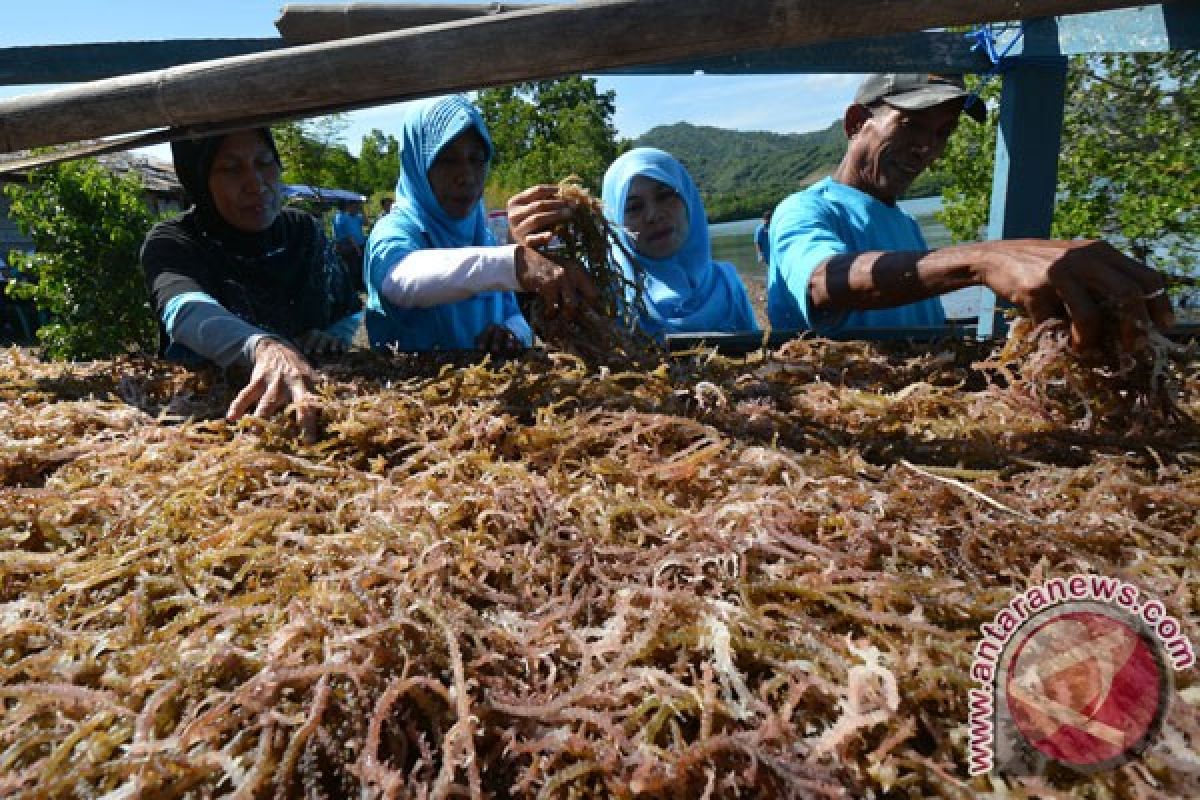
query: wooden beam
[
  {"left": 0, "top": 0, "right": 1153, "bottom": 155},
  {"left": 0, "top": 40, "right": 284, "bottom": 86},
  {"left": 4, "top": 3, "right": 1187, "bottom": 89},
  {"left": 664, "top": 322, "right": 1200, "bottom": 354},
  {"left": 276, "top": 2, "right": 1198, "bottom": 65},
  {"left": 0, "top": 31, "right": 990, "bottom": 88},
  {"left": 275, "top": 3, "right": 546, "bottom": 45},
  {"left": 279, "top": 3, "right": 992, "bottom": 73},
  {"left": 606, "top": 32, "right": 991, "bottom": 75}
]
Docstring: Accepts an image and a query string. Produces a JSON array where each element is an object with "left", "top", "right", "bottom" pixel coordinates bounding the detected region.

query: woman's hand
[
  {"left": 506, "top": 185, "right": 572, "bottom": 249},
  {"left": 295, "top": 329, "right": 348, "bottom": 359},
  {"left": 227, "top": 337, "right": 322, "bottom": 442},
  {"left": 514, "top": 245, "right": 598, "bottom": 320},
  {"left": 475, "top": 324, "right": 525, "bottom": 357}
]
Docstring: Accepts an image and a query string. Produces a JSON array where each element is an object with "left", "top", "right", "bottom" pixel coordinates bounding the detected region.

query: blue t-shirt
[
  {"left": 754, "top": 222, "right": 771, "bottom": 266},
  {"left": 332, "top": 210, "right": 366, "bottom": 247},
  {"left": 767, "top": 177, "right": 944, "bottom": 332}
]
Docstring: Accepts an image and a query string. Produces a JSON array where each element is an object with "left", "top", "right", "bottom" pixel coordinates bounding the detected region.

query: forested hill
[
  {"left": 633, "top": 121, "right": 944, "bottom": 222},
  {"left": 633, "top": 121, "right": 844, "bottom": 222}
]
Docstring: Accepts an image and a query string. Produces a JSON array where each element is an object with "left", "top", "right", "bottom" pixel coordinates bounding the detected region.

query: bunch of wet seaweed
[
  {"left": 523, "top": 177, "right": 657, "bottom": 365},
  {"left": 0, "top": 330, "right": 1197, "bottom": 799},
  {"left": 976, "top": 317, "right": 1195, "bottom": 432}
]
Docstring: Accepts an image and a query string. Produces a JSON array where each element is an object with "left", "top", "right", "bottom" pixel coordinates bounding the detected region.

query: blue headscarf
[
  {"left": 364, "top": 95, "right": 531, "bottom": 350},
  {"left": 602, "top": 148, "right": 759, "bottom": 338}
]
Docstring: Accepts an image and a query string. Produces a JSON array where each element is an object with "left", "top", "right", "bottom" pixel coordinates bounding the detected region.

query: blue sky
[{"left": 0, "top": 0, "right": 862, "bottom": 156}]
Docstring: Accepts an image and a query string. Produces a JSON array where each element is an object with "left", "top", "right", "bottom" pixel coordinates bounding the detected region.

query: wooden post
[
  {"left": 0, "top": 0, "right": 1147, "bottom": 155},
  {"left": 976, "top": 17, "right": 1069, "bottom": 339}
]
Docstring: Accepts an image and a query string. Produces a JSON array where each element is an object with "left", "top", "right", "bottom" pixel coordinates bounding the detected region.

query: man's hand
[
  {"left": 295, "top": 329, "right": 348, "bottom": 359},
  {"left": 974, "top": 239, "right": 1173, "bottom": 352},
  {"left": 227, "top": 338, "right": 322, "bottom": 442},
  {"left": 810, "top": 238, "right": 1172, "bottom": 354},
  {"left": 506, "top": 185, "right": 572, "bottom": 249},
  {"left": 514, "top": 245, "right": 598, "bottom": 320},
  {"left": 474, "top": 324, "right": 525, "bottom": 357}
]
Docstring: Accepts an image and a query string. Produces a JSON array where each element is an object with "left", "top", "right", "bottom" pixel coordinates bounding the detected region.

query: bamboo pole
[
  {"left": 0, "top": 0, "right": 1149, "bottom": 155},
  {"left": 275, "top": 3, "right": 545, "bottom": 44}
]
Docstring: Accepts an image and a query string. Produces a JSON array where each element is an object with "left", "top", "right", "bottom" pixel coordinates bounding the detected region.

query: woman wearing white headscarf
[{"left": 365, "top": 94, "right": 594, "bottom": 353}]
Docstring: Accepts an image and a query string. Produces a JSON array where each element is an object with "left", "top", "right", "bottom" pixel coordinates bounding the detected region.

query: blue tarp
[{"left": 282, "top": 185, "right": 366, "bottom": 203}]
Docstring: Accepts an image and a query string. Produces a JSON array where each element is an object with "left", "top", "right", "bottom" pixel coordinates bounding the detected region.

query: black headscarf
[
  {"left": 143, "top": 129, "right": 360, "bottom": 349},
  {"left": 170, "top": 128, "right": 284, "bottom": 252}
]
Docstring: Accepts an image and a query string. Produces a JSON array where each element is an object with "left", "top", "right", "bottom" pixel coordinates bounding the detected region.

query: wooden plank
[
  {"left": 276, "top": 3, "right": 546, "bottom": 44},
  {"left": 0, "top": 0, "right": 1151, "bottom": 155},
  {"left": 278, "top": 2, "right": 1200, "bottom": 56},
  {"left": 276, "top": 3, "right": 1198, "bottom": 65},
  {"left": 11, "top": 4, "right": 1193, "bottom": 91},
  {"left": 0, "top": 32, "right": 990, "bottom": 88},
  {"left": 664, "top": 323, "right": 1000, "bottom": 354},
  {"left": 605, "top": 32, "right": 992, "bottom": 75},
  {"left": 0, "top": 40, "right": 284, "bottom": 86},
  {"left": 664, "top": 322, "right": 1200, "bottom": 355}
]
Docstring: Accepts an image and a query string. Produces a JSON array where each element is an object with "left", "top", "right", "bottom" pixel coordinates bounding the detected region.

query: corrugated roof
[{"left": 0, "top": 149, "right": 181, "bottom": 194}]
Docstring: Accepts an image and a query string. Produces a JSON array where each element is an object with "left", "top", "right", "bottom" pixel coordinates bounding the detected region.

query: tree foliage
[
  {"left": 932, "top": 52, "right": 1199, "bottom": 274},
  {"left": 273, "top": 116, "right": 356, "bottom": 190},
  {"left": 3, "top": 160, "right": 158, "bottom": 360},
  {"left": 477, "top": 78, "right": 623, "bottom": 208},
  {"left": 355, "top": 128, "right": 401, "bottom": 202},
  {"left": 272, "top": 116, "right": 400, "bottom": 205}
]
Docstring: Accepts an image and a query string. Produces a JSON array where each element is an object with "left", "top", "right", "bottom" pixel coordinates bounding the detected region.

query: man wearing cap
[{"left": 767, "top": 73, "right": 1171, "bottom": 352}]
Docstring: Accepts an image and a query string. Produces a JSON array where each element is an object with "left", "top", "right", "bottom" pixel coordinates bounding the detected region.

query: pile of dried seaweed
[{"left": 1, "top": 330, "right": 1197, "bottom": 799}]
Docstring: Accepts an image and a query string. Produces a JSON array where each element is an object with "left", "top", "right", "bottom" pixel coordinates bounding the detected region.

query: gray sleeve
[{"left": 166, "top": 292, "right": 271, "bottom": 368}]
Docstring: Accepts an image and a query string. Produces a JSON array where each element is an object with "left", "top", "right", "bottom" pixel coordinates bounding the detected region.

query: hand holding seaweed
[
  {"left": 970, "top": 238, "right": 1173, "bottom": 352},
  {"left": 977, "top": 314, "right": 1195, "bottom": 432},
  {"left": 521, "top": 177, "right": 657, "bottom": 363},
  {"left": 512, "top": 244, "right": 596, "bottom": 320}
]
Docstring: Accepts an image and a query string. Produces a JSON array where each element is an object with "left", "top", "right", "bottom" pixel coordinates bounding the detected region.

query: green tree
[
  {"left": 273, "top": 115, "right": 360, "bottom": 192},
  {"left": 4, "top": 159, "right": 158, "bottom": 360},
  {"left": 931, "top": 52, "right": 1199, "bottom": 274},
  {"left": 356, "top": 129, "right": 401, "bottom": 197},
  {"left": 477, "top": 77, "right": 624, "bottom": 207}
]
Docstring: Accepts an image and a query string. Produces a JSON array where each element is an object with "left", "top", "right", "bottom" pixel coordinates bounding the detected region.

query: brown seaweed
[
  {"left": 523, "top": 177, "right": 659, "bottom": 366},
  {"left": 0, "top": 328, "right": 1197, "bottom": 799}
]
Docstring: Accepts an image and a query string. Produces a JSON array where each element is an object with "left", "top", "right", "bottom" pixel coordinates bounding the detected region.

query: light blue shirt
[
  {"left": 364, "top": 95, "right": 531, "bottom": 351},
  {"left": 767, "top": 177, "right": 944, "bottom": 332}
]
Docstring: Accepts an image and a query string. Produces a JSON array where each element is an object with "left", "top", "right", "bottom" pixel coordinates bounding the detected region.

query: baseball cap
[{"left": 854, "top": 73, "right": 986, "bottom": 123}]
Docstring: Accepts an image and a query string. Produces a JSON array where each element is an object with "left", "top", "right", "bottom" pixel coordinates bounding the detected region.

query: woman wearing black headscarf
[{"left": 141, "top": 128, "right": 361, "bottom": 440}]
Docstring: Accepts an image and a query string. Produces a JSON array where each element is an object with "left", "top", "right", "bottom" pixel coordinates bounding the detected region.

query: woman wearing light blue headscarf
[
  {"left": 365, "top": 95, "right": 593, "bottom": 353},
  {"left": 601, "top": 148, "right": 759, "bottom": 338}
]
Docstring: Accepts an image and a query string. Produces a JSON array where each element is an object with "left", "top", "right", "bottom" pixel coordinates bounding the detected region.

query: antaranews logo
[{"left": 967, "top": 574, "right": 1194, "bottom": 776}]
